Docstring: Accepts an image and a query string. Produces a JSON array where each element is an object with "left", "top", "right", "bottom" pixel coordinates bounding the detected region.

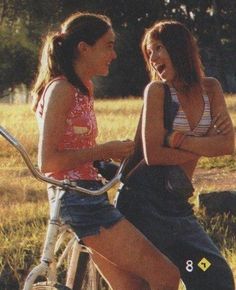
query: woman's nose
[
  {"left": 150, "top": 51, "right": 157, "bottom": 62},
  {"left": 112, "top": 49, "right": 117, "bottom": 60}
]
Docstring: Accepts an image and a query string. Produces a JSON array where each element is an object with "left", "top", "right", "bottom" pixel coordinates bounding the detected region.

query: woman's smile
[{"left": 147, "top": 40, "right": 175, "bottom": 82}]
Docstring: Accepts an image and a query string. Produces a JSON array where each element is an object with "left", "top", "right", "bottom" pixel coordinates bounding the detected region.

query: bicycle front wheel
[
  {"left": 32, "top": 281, "right": 71, "bottom": 290},
  {"left": 70, "top": 251, "right": 103, "bottom": 290}
]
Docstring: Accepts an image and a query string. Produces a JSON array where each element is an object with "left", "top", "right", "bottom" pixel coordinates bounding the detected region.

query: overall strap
[{"left": 121, "top": 83, "right": 175, "bottom": 179}]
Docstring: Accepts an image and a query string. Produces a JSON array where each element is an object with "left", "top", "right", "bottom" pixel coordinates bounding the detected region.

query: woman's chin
[{"left": 97, "top": 70, "right": 109, "bottom": 77}]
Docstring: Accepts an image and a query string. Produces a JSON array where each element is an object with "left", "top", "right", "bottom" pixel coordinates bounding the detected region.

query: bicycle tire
[
  {"left": 71, "top": 251, "right": 89, "bottom": 290},
  {"left": 71, "top": 252, "right": 104, "bottom": 290},
  {"left": 32, "top": 281, "right": 71, "bottom": 290}
]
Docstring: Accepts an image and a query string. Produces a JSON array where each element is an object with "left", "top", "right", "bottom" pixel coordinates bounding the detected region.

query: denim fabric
[
  {"left": 48, "top": 180, "right": 123, "bottom": 239},
  {"left": 116, "top": 185, "right": 235, "bottom": 290}
]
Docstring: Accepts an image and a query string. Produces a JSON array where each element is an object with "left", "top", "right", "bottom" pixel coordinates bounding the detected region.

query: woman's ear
[{"left": 77, "top": 41, "right": 90, "bottom": 54}]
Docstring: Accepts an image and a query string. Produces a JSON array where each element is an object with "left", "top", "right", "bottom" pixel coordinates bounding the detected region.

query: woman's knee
[
  {"left": 128, "top": 236, "right": 180, "bottom": 289},
  {"left": 160, "top": 267, "right": 181, "bottom": 290},
  {"left": 144, "top": 262, "right": 180, "bottom": 290},
  {"left": 112, "top": 276, "right": 148, "bottom": 290}
]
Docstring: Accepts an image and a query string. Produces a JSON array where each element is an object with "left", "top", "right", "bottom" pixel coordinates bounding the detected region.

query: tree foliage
[{"left": 0, "top": 0, "right": 236, "bottom": 98}]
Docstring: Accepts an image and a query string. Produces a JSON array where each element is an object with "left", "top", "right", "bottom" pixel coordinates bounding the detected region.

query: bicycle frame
[{"left": 0, "top": 126, "right": 125, "bottom": 290}]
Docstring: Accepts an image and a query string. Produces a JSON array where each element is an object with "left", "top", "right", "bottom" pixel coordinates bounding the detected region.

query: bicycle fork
[{"left": 23, "top": 187, "right": 64, "bottom": 290}]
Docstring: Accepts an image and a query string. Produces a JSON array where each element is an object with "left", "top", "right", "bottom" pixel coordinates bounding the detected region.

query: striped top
[{"left": 170, "top": 86, "right": 212, "bottom": 136}]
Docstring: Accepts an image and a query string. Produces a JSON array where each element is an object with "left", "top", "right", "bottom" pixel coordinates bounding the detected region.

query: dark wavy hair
[
  {"left": 142, "top": 20, "right": 204, "bottom": 89},
  {"left": 32, "top": 12, "right": 112, "bottom": 111}
]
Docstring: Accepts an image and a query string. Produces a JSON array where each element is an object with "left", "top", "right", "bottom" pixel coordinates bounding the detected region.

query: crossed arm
[
  {"left": 142, "top": 79, "right": 235, "bottom": 166},
  {"left": 178, "top": 79, "right": 234, "bottom": 157}
]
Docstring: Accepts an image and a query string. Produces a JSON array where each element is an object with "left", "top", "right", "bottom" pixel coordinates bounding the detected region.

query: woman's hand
[
  {"left": 165, "top": 131, "right": 186, "bottom": 148},
  {"left": 207, "top": 112, "right": 232, "bottom": 136},
  {"left": 102, "top": 140, "right": 134, "bottom": 161}
]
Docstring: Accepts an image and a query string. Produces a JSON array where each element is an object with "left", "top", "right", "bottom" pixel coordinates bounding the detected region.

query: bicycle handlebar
[{"left": 0, "top": 125, "right": 125, "bottom": 195}]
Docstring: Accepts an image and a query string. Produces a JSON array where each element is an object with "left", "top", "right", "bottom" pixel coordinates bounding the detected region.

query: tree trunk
[{"left": 0, "top": 0, "right": 7, "bottom": 25}]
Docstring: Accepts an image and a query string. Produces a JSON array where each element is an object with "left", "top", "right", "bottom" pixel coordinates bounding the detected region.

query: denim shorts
[{"left": 48, "top": 180, "right": 124, "bottom": 239}]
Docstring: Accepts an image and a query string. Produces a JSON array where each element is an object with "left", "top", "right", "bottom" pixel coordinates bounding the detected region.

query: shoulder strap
[
  {"left": 121, "top": 83, "right": 174, "bottom": 179},
  {"left": 163, "top": 83, "right": 173, "bottom": 131}
]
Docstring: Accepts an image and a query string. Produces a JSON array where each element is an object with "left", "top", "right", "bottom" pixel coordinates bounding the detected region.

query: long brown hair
[
  {"left": 142, "top": 20, "right": 204, "bottom": 89},
  {"left": 31, "top": 12, "right": 112, "bottom": 111}
]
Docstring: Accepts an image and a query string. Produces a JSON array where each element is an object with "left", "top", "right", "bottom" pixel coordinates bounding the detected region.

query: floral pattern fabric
[{"left": 37, "top": 76, "right": 98, "bottom": 180}]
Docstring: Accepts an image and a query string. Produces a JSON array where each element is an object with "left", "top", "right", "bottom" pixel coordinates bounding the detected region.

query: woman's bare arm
[
  {"left": 142, "top": 81, "right": 199, "bottom": 166},
  {"left": 179, "top": 78, "right": 235, "bottom": 157},
  {"left": 39, "top": 80, "right": 134, "bottom": 173}
]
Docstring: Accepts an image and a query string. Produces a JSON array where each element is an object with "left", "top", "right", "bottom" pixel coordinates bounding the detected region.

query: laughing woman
[{"left": 116, "top": 20, "right": 235, "bottom": 290}]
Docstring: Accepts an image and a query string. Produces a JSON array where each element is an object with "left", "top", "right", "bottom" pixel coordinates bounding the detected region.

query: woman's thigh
[
  {"left": 82, "top": 218, "right": 179, "bottom": 284},
  {"left": 92, "top": 250, "right": 149, "bottom": 290}
]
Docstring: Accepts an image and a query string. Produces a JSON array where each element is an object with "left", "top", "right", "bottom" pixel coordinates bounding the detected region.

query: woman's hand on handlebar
[{"left": 102, "top": 140, "right": 134, "bottom": 161}]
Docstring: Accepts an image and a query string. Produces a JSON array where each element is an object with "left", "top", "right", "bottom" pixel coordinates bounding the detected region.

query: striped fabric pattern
[{"left": 170, "top": 87, "right": 212, "bottom": 136}]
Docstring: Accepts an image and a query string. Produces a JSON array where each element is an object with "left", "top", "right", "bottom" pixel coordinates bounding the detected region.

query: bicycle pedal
[{"left": 32, "top": 281, "right": 71, "bottom": 290}]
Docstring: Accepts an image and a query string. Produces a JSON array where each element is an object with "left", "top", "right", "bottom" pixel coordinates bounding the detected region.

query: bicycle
[{"left": 0, "top": 125, "right": 125, "bottom": 290}]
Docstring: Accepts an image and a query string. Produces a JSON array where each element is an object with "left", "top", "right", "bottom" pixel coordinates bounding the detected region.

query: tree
[
  {"left": 0, "top": 0, "right": 63, "bottom": 97},
  {"left": 0, "top": 22, "right": 37, "bottom": 95},
  {"left": 0, "top": 0, "right": 236, "bottom": 98}
]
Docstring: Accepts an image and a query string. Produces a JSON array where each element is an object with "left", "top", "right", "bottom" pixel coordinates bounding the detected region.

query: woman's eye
[
  {"left": 107, "top": 43, "right": 115, "bottom": 50},
  {"left": 156, "top": 45, "right": 162, "bottom": 51}
]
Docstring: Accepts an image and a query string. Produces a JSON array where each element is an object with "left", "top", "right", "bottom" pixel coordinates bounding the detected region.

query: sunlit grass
[
  {"left": 0, "top": 202, "right": 48, "bottom": 288},
  {"left": 0, "top": 96, "right": 236, "bottom": 289}
]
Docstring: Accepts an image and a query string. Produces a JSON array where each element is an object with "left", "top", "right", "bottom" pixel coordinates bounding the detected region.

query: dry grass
[{"left": 0, "top": 96, "right": 236, "bottom": 289}]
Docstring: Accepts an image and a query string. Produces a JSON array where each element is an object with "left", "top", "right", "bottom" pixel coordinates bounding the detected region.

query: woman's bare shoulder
[
  {"left": 202, "top": 77, "right": 222, "bottom": 93},
  {"left": 144, "top": 81, "right": 165, "bottom": 100},
  {"left": 43, "top": 78, "right": 77, "bottom": 113},
  {"left": 48, "top": 78, "right": 77, "bottom": 98}
]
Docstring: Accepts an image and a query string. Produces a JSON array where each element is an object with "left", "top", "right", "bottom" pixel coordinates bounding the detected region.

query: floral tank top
[{"left": 36, "top": 76, "right": 99, "bottom": 180}]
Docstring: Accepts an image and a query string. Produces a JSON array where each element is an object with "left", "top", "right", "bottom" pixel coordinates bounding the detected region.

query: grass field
[{"left": 0, "top": 96, "right": 236, "bottom": 289}]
